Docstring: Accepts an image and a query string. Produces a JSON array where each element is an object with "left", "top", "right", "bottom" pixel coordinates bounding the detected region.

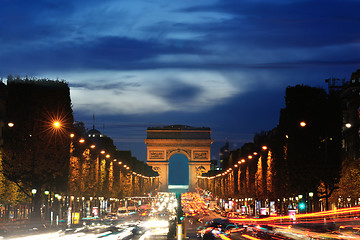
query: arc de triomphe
[{"left": 145, "top": 125, "right": 213, "bottom": 192}]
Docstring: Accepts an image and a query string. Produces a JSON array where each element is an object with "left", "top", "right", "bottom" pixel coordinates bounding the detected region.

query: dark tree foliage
[
  {"left": 278, "top": 85, "right": 342, "bottom": 200},
  {"left": 2, "top": 76, "right": 74, "bottom": 196}
]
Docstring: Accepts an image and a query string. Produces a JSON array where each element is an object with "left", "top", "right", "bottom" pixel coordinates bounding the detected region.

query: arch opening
[{"left": 168, "top": 153, "right": 189, "bottom": 187}]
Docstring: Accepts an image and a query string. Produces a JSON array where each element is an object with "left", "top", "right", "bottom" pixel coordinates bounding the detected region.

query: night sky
[{"left": 1, "top": 0, "right": 359, "bottom": 162}]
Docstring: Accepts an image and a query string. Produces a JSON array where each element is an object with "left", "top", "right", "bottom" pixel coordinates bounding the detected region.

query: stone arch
[
  {"left": 166, "top": 148, "right": 191, "bottom": 160},
  {"left": 145, "top": 125, "right": 213, "bottom": 191}
]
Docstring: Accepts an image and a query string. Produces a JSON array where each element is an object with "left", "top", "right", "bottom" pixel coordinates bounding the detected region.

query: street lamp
[
  {"left": 44, "top": 190, "right": 50, "bottom": 221},
  {"left": 31, "top": 188, "right": 37, "bottom": 218},
  {"left": 53, "top": 121, "right": 61, "bottom": 128},
  {"left": 309, "top": 192, "right": 314, "bottom": 212}
]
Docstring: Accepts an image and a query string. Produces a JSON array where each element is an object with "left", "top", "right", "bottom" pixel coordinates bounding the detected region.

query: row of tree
[
  {"left": 200, "top": 83, "right": 358, "bottom": 212},
  {"left": 69, "top": 122, "right": 159, "bottom": 200},
  {"left": 0, "top": 76, "right": 158, "bottom": 221}
]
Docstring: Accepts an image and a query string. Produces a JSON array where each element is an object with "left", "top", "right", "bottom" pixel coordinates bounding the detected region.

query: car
[
  {"left": 132, "top": 226, "right": 147, "bottom": 235},
  {"left": 206, "top": 218, "right": 230, "bottom": 229},
  {"left": 105, "top": 212, "right": 117, "bottom": 220},
  {"left": 226, "top": 212, "right": 238, "bottom": 218}
]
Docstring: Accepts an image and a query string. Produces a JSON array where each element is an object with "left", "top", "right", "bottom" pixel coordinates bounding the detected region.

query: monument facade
[{"left": 145, "top": 125, "right": 213, "bottom": 191}]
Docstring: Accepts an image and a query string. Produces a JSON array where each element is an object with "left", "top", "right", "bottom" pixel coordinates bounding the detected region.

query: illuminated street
[
  {"left": 182, "top": 192, "right": 360, "bottom": 239},
  {"left": 0, "top": 2, "right": 359, "bottom": 237},
  {"left": 0, "top": 193, "right": 177, "bottom": 240},
  {"left": 3, "top": 191, "right": 360, "bottom": 239}
]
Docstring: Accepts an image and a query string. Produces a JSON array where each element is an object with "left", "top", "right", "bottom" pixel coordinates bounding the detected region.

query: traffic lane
[{"left": 185, "top": 209, "right": 228, "bottom": 238}]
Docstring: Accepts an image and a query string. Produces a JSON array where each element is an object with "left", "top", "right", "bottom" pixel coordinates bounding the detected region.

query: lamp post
[
  {"left": 31, "top": 188, "right": 37, "bottom": 219},
  {"left": 309, "top": 192, "right": 314, "bottom": 212},
  {"left": 44, "top": 190, "right": 50, "bottom": 222}
]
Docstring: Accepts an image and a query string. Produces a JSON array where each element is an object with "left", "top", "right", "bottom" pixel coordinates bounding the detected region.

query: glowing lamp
[{"left": 53, "top": 121, "right": 61, "bottom": 128}]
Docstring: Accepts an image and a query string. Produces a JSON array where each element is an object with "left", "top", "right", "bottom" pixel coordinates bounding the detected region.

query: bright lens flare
[{"left": 53, "top": 121, "right": 61, "bottom": 128}]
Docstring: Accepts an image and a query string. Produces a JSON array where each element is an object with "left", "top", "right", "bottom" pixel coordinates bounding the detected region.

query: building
[
  {"left": 219, "top": 140, "right": 230, "bottom": 170},
  {"left": 210, "top": 159, "right": 218, "bottom": 171},
  {"left": 341, "top": 69, "right": 360, "bottom": 161}
]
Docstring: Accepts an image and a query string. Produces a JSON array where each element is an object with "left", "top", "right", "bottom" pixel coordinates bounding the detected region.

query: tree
[
  {"left": 278, "top": 85, "right": 342, "bottom": 209},
  {"left": 255, "top": 156, "right": 263, "bottom": 198},
  {"left": 266, "top": 150, "right": 273, "bottom": 196},
  {"left": 332, "top": 158, "right": 360, "bottom": 207},
  {"left": 2, "top": 77, "right": 73, "bottom": 220}
]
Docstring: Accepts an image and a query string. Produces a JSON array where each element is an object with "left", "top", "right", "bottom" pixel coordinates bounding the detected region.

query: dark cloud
[
  {"left": 0, "top": 0, "right": 75, "bottom": 44},
  {"left": 157, "top": 79, "right": 203, "bottom": 105},
  {"left": 1, "top": 0, "right": 359, "bottom": 76},
  {"left": 0, "top": 35, "right": 205, "bottom": 74},
  {"left": 180, "top": 0, "right": 360, "bottom": 48}
]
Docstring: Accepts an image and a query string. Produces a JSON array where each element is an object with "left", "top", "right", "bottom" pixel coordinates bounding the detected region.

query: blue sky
[{"left": 1, "top": 0, "right": 359, "bottom": 161}]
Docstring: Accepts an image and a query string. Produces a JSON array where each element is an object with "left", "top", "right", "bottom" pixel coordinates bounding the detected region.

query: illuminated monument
[{"left": 145, "top": 125, "right": 213, "bottom": 192}]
